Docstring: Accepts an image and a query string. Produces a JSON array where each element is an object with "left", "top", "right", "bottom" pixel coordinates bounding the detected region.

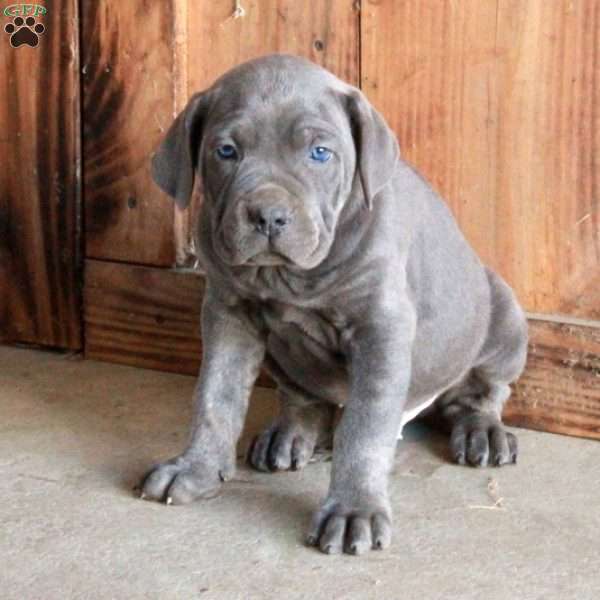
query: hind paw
[{"left": 450, "top": 414, "right": 518, "bottom": 467}]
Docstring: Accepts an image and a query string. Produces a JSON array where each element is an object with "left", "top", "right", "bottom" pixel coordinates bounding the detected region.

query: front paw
[
  {"left": 306, "top": 495, "right": 392, "bottom": 555},
  {"left": 137, "top": 454, "right": 231, "bottom": 505},
  {"left": 450, "top": 414, "right": 518, "bottom": 467}
]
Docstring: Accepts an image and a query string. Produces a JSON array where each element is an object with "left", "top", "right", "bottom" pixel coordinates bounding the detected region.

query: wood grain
[
  {"left": 495, "top": 0, "right": 600, "bottom": 319},
  {"left": 81, "top": 1, "right": 176, "bottom": 266},
  {"left": 186, "top": 0, "right": 359, "bottom": 89},
  {"left": 84, "top": 259, "right": 204, "bottom": 375},
  {"left": 173, "top": 0, "right": 361, "bottom": 265},
  {"left": 0, "top": 0, "right": 82, "bottom": 349},
  {"left": 84, "top": 259, "right": 274, "bottom": 386},
  {"left": 361, "top": 0, "right": 500, "bottom": 268},
  {"left": 361, "top": 0, "right": 599, "bottom": 319},
  {"left": 505, "top": 319, "right": 600, "bottom": 440}
]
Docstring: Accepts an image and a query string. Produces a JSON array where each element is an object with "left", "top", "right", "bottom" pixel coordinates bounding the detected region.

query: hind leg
[{"left": 432, "top": 270, "right": 528, "bottom": 467}]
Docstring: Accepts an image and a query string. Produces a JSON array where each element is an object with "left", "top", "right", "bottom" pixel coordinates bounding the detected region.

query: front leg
[
  {"left": 139, "top": 286, "right": 265, "bottom": 505},
  {"left": 307, "top": 304, "right": 415, "bottom": 555}
]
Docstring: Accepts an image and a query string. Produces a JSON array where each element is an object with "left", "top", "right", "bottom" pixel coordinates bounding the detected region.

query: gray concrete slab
[{"left": 1, "top": 345, "right": 599, "bottom": 599}]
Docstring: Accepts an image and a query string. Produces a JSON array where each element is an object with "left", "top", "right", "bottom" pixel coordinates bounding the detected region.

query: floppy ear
[
  {"left": 150, "top": 91, "right": 210, "bottom": 209},
  {"left": 344, "top": 90, "right": 400, "bottom": 209}
]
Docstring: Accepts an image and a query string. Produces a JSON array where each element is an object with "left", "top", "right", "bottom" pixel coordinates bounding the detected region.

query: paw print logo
[{"left": 4, "top": 16, "right": 45, "bottom": 48}]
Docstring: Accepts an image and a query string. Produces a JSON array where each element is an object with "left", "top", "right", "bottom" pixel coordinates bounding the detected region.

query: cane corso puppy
[{"left": 139, "top": 54, "right": 528, "bottom": 555}]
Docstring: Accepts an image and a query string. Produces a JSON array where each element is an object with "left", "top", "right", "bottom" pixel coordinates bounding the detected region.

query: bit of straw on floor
[{"left": 468, "top": 477, "right": 505, "bottom": 510}]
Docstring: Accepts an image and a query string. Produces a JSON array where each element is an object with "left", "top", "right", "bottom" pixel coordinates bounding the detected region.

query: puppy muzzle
[{"left": 217, "top": 184, "right": 321, "bottom": 268}]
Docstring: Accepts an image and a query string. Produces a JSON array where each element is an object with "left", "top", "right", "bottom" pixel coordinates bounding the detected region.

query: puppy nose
[{"left": 248, "top": 205, "right": 291, "bottom": 237}]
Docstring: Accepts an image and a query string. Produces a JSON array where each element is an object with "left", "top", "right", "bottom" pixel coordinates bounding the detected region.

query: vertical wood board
[
  {"left": 0, "top": 0, "right": 82, "bottom": 349},
  {"left": 361, "top": 0, "right": 501, "bottom": 268},
  {"left": 361, "top": 0, "right": 599, "bottom": 320},
  {"left": 82, "top": 1, "right": 176, "bottom": 266},
  {"left": 495, "top": 0, "right": 599, "bottom": 319}
]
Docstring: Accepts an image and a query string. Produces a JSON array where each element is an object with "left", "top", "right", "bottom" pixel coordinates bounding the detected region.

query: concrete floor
[{"left": 1, "top": 345, "right": 599, "bottom": 599}]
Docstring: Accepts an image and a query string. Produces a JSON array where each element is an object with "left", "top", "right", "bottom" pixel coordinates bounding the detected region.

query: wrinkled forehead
[
  {"left": 206, "top": 98, "right": 346, "bottom": 144},
  {"left": 205, "top": 57, "right": 351, "bottom": 139}
]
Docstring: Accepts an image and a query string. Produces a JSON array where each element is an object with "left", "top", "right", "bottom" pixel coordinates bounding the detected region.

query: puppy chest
[{"left": 259, "top": 303, "right": 349, "bottom": 389}]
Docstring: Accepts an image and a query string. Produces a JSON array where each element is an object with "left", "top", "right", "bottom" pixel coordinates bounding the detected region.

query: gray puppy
[{"left": 140, "top": 54, "right": 528, "bottom": 555}]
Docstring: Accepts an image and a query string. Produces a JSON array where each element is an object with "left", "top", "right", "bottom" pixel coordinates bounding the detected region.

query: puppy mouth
[
  {"left": 220, "top": 231, "right": 325, "bottom": 269},
  {"left": 245, "top": 250, "right": 290, "bottom": 266},
  {"left": 216, "top": 208, "right": 324, "bottom": 269}
]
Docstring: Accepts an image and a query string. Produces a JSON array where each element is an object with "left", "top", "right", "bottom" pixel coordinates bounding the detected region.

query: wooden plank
[
  {"left": 186, "top": 0, "right": 359, "bottom": 89},
  {"left": 81, "top": 1, "right": 176, "bottom": 266},
  {"left": 360, "top": 0, "right": 501, "bottom": 268},
  {"left": 495, "top": 0, "right": 599, "bottom": 319},
  {"left": 505, "top": 319, "right": 600, "bottom": 440},
  {"left": 84, "top": 259, "right": 204, "bottom": 375},
  {"left": 173, "top": 0, "right": 361, "bottom": 265},
  {"left": 0, "top": 1, "right": 82, "bottom": 349},
  {"left": 361, "top": 0, "right": 600, "bottom": 320},
  {"left": 84, "top": 259, "right": 600, "bottom": 440},
  {"left": 84, "top": 259, "right": 275, "bottom": 385}
]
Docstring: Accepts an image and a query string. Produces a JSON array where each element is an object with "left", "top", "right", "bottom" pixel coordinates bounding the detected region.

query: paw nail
[{"left": 166, "top": 497, "right": 173, "bottom": 505}]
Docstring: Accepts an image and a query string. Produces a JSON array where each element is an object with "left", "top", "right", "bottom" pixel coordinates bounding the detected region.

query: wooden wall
[{"left": 1, "top": 1, "right": 598, "bottom": 439}]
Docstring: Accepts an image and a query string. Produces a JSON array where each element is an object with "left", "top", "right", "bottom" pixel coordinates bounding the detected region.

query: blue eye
[
  {"left": 216, "top": 144, "right": 238, "bottom": 160},
  {"left": 309, "top": 146, "right": 332, "bottom": 162}
]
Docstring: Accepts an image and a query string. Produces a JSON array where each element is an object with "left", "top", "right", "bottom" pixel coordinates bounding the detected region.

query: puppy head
[{"left": 151, "top": 54, "right": 399, "bottom": 269}]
